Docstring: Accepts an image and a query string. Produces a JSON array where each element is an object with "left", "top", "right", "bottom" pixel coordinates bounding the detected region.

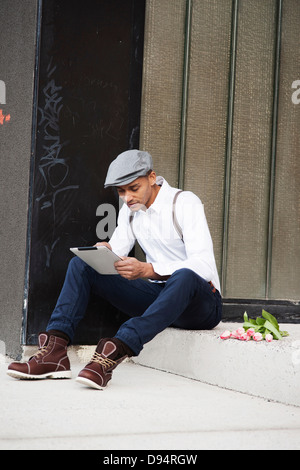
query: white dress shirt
[{"left": 109, "top": 177, "right": 221, "bottom": 293}]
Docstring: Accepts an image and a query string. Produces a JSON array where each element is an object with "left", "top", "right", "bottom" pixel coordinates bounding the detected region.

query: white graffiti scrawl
[{"left": 37, "top": 58, "right": 79, "bottom": 266}]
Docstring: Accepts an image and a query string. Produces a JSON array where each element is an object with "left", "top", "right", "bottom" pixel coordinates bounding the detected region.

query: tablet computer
[{"left": 70, "top": 246, "right": 122, "bottom": 275}]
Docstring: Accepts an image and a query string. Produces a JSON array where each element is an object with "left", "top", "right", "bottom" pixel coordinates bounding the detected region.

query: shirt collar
[{"left": 147, "top": 177, "right": 171, "bottom": 213}]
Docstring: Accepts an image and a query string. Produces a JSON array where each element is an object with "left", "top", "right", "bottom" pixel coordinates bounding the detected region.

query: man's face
[{"left": 116, "top": 171, "right": 157, "bottom": 211}]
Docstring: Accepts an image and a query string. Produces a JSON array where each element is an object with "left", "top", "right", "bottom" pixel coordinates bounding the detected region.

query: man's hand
[
  {"left": 94, "top": 242, "right": 112, "bottom": 250},
  {"left": 94, "top": 243, "right": 170, "bottom": 281},
  {"left": 114, "top": 257, "right": 170, "bottom": 281},
  {"left": 114, "top": 257, "right": 149, "bottom": 280}
]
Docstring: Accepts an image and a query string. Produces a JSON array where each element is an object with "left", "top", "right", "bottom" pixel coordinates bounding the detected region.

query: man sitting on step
[{"left": 7, "top": 150, "right": 222, "bottom": 390}]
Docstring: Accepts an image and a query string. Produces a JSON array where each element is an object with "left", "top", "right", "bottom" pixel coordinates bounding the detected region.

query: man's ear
[{"left": 149, "top": 171, "right": 157, "bottom": 186}]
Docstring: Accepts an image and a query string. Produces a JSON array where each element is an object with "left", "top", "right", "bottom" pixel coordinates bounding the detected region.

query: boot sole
[
  {"left": 7, "top": 370, "right": 72, "bottom": 380},
  {"left": 75, "top": 376, "right": 106, "bottom": 390}
]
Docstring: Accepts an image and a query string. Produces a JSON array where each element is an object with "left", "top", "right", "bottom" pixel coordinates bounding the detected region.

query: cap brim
[{"left": 104, "top": 170, "right": 149, "bottom": 188}]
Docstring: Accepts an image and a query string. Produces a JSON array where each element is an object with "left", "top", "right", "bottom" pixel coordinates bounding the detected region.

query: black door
[{"left": 24, "top": 0, "right": 145, "bottom": 344}]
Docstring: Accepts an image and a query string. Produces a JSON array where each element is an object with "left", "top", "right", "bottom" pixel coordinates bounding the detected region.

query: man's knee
[
  {"left": 68, "top": 255, "right": 89, "bottom": 274},
  {"left": 169, "top": 268, "right": 202, "bottom": 289},
  {"left": 171, "top": 268, "right": 199, "bottom": 282}
]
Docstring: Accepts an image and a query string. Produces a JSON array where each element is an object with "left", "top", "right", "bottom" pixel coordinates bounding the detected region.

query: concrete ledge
[
  {"left": 17, "top": 322, "right": 300, "bottom": 407},
  {"left": 132, "top": 322, "right": 300, "bottom": 407}
]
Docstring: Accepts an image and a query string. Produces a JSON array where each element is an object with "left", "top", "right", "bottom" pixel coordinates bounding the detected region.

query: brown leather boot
[
  {"left": 76, "top": 338, "right": 131, "bottom": 390},
  {"left": 7, "top": 332, "right": 71, "bottom": 380}
]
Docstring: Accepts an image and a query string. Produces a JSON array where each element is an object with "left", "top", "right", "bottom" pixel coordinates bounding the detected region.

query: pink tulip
[
  {"left": 265, "top": 334, "right": 273, "bottom": 342},
  {"left": 236, "top": 327, "right": 245, "bottom": 336},
  {"left": 246, "top": 328, "right": 255, "bottom": 337},
  {"left": 253, "top": 332, "right": 263, "bottom": 342},
  {"left": 239, "top": 333, "right": 250, "bottom": 341},
  {"left": 220, "top": 330, "right": 231, "bottom": 340},
  {"left": 230, "top": 330, "right": 239, "bottom": 339}
]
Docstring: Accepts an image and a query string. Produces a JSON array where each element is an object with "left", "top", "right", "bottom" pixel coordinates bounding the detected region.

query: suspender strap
[
  {"left": 172, "top": 190, "right": 183, "bottom": 240},
  {"left": 129, "top": 212, "right": 135, "bottom": 238}
]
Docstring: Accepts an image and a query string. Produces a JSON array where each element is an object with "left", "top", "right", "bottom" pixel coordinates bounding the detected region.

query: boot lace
[
  {"left": 32, "top": 346, "right": 48, "bottom": 359},
  {"left": 91, "top": 351, "right": 116, "bottom": 369}
]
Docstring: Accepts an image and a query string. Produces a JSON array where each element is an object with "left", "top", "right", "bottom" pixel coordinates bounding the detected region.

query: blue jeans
[{"left": 47, "top": 257, "right": 222, "bottom": 355}]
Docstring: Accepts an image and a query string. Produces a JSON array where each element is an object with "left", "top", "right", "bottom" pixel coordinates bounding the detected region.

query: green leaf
[
  {"left": 243, "top": 318, "right": 257, "bottom": 327},
  {"left": 243, "top": 321, "right": 265, "bottom": 333},
  {"left": 263, "top": 320, "right": 282, "bottom": 340},
  {"left": 262, "top": 310, "right": 279, "bottom": 330},
  {"left": 244, "top": 312, "right": 248, "bottom": 323},
  {"left": 243, "top": 321, "right": 256, "bottom": 330},
  {"left": 280, "top": 330, "right": 289, "bottom": 337},
  {"left": 256, "top": 317, "right": 265, "bottom": 325},
  {"left": 257, "top": 325, "right": 267, "bottom": 334}
]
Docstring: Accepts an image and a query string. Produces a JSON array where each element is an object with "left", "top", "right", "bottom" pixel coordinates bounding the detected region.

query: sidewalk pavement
[
  {"left": 1, "top": 356, "right": 300, "bottom": 450},
  {"left": 134, "top": 322, "right": 300, "bottom": 408}
]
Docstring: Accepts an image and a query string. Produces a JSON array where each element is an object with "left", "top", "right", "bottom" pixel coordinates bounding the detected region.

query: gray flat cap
[{"left": 104, "top": 150, "right": 153, "bottom": 188}]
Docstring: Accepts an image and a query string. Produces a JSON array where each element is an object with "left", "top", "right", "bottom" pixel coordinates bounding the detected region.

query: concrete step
[
  {"left": 133, "top": 322, "right": 300, "bottom": 407},
  {"left": 20, "top": 322, "right": 300, "bottom": 407}
]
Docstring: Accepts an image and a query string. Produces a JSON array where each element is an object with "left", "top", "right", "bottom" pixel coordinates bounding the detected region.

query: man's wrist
[
  {"left": 141, "top": 262, "right": 154, "bottom": 278},
  {"left": 143, "top": 262, "right": 169, "bottom": 281}
]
